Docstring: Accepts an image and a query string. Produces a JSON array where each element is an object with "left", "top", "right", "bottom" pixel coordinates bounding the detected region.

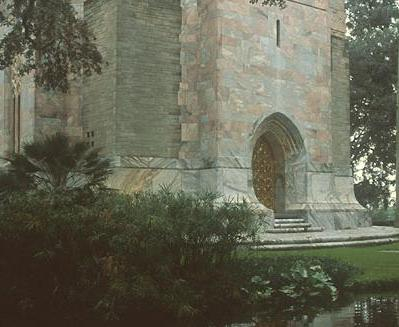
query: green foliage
[
  {"left": 0, "top": 188, "right": 363, "bottom": 325},
  {"left": 0, "top": 0, "right": 102, "bottom": 92},
  {"left": 240, "top": 255, "right": 360, "bottom": 292},
  {"left": 313, "top": 256, "right": 362, "bottom": 290},
  {"left": 0, "top": 191, "right": 109, "bottom": 325},
  {"left": 248, "top": 275, "right": 273, "bottom": 303},
  {"left": 277, "top": 262, "right": 337, "bottom": 303},
  {"left": 0, "top": 133, "right": 112, "bottom": 193},
  {"left": 249, "top": 0, "right": 286, "bottom": 8},
  {"left": 347, "top": 0, "right": 399, "bottom": 209},
  {"left": 95, "top": 190, "right": 261, "bottom": 324},
  {"left": 238, "top": 257, "right": 347, "bottom": 323},
  {"left": 369, "top": 207, "right": 397, "bottom": 226},
  {"left": 0, "top": 189, "right": 261, "bottom": 326}
]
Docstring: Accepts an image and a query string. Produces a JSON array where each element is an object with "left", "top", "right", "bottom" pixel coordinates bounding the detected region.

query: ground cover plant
[
  {"left": 247, "top": 242, "right": 399, "bottom": 289},
  {"left": 234, "top": 256, "right": 355, "bottom": 324}
]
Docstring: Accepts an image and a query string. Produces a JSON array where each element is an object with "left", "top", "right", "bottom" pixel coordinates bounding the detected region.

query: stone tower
[{"left": 0, "top": 0, "right": 370, "bottom": 230}]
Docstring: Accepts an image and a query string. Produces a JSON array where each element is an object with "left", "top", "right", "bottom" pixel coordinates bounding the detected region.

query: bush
[
  {"left": 370, "top": 207, "right": 396, "bottom": 226},
  {"left": 0, "top": 133, "right": 112, "bottom": 195},
  {"left": 235, "top": 255, "right": 360, "bottom": 322},
  {"left": 94, "top": 190, "right": 261, "bottom": 324},
  {"left": 0, "top": 189, "right": 260, "bottom": 326},
  {"left": 244, "top": 261, "right": 336, "bottom": 322},
  {"left": 0, "top": 189, "right": 362, "bottom": 326},
  {"left": 0, "top": 190, "right": 111, "bottom": 326},
  {"left": 238, "top": 255, "right": 360, "bottom": 292}
]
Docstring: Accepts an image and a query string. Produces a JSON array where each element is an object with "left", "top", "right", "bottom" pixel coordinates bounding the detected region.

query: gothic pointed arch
[{"left": 251, "top": 113, "right": 307, "bottom": 211}]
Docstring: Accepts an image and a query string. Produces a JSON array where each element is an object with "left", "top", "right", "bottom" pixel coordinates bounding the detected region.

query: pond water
[{"left": 228, "top": 293, "right": 399, "bottom": 327}]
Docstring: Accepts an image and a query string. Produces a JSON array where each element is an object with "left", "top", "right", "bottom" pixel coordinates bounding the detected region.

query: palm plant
[{"left": 0, "top": 133, "right": 112, "bottom": 193}]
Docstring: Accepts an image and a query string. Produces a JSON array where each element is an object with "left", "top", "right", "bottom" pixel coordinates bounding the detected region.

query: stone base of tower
[
  {"left": 270, "top": 173, "right": 371, "bottom": 231},
  {"left": 302, "top": 175, "right": 371, "bottom": 231},
  {"left": 105, "top": 159, "right": 370, "bottom": 232},
  {"left": 287, "top": 205, "right": 371, "bottom": 231}
]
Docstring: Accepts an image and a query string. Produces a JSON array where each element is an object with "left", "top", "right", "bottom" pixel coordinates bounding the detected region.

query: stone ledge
[
  {"left": 247, "top": 226, "right": 399, "bottom": 250},
  {"left": 252, "top": 238, "right": 399, "bottom": 251}
]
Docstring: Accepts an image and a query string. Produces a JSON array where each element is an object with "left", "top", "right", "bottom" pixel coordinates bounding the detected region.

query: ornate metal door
[{"left": 252, "top": 135, "right": 276, "bottom": 210}]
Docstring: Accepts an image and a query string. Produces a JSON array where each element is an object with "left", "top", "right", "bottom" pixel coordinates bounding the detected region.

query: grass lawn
[{"left": 248, "top": 242, "right": 399, "bottom": 286}]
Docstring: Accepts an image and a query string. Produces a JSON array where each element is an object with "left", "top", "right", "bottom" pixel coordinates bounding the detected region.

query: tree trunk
[{"left": 396, "top": 49, "right": 399, "bottom": 227}]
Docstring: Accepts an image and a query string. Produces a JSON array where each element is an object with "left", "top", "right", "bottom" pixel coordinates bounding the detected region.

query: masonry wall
[
  {"left": 330, "top": 0, "right": 351, "bottom": 177},
  {"left": 115, "top": 0, "right": 182, "bottom": 158},
  {"left": 83, "top": 0, "right": 118, "bottom": 154},
  {"left": 178, "top": 0, "right": 222, "bottom": 193},
  {"left": 331, "top": 36, "right": 350, "bottom": 175},
  {"left": 194, "top": 0, "right": 333, "bottom": 203},
  {"left": 216, "top": 0, "right": 332, "bottom": 166},
  {"left": 34, "top": 83, "right": 82, "bottom": 141},
  {"left": 84, "top": 0, "right": 182, "bottom": 160}
]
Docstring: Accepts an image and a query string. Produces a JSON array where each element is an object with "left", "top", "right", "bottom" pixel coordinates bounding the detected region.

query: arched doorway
[
  {"left": 252, "top": 135, "right": 278, "bottom": 210},
  {"left": 251, "top": 113, "right": 305, "bottom": 212}
]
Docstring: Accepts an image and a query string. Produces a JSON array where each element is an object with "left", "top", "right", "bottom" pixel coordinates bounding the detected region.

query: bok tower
[{"left": 0, "top": 0, "right": 370, "bottom": 230}]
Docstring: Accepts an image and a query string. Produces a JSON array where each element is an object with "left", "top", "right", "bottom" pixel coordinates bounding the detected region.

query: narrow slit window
[{"left": 276, "top": 19, "right": 281, "bottom": 47}]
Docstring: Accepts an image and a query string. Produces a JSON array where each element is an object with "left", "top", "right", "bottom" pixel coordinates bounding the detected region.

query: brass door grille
[{"left": 253, "top": 135, "right": 276, "bottom": 210}]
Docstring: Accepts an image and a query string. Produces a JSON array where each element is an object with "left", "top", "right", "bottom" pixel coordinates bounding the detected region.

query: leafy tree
[
  {"left": 0, "top": 133, "right": 112, "bottom": 193},
  {"left": 0, "top": 0, "right": 102, "bottom": 93},
  {"left": 249, "top": 0, "right": 286, "bottom": 7},
  {"left": 347, "top": 0, "right": 399, "bottom": 209}
]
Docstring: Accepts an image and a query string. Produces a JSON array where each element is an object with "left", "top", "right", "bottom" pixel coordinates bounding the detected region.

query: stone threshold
[{"left": 247, "top": 226, "right": 399, "bottom": 250}]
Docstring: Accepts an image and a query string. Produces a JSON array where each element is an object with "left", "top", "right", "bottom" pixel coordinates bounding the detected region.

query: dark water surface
[
  {"left": 3, "top": 294, "right": 399, "bottom": 327},
  {"left": 227, "top": 293, "right": 399, "bottom": 327}
]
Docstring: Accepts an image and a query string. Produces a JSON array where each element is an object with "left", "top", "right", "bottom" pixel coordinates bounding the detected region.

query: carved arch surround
[{"left": 250, "top": 113, "right": 308, "bottom": 211}]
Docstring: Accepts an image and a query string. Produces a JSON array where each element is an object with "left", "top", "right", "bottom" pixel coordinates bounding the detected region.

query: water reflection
[
  {"left": 353, "top": 296, "right": 399, "bottom": 327},
  {"left": 228, "top": 294, "right": 399, "bottom": 327}
]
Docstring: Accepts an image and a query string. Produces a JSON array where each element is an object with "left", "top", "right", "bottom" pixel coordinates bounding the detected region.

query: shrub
[
  {"left": 244, "top": 261, "right": 337, "bottom": 321},
  {"left": 314, "top": 257, "right": 362, "bottom": 290},
  {"left": 0, "top": 133, "right": 112, "bottom": 194},
  {"left": 94, "top": 190, "right": 261, "bottom": 324},
  {"left": 238, "top": 255, "right": 360, "bottom": 292},
  {"left": 277, "top": 261, "right": 337, "bottom": 302},
  {"left": 0, "top": 188, "right": 361, "bottom": 326},
  {"left": 0, "top": 189, "right": 261, "bottom": 326},
  {"left": 370, "top": 207, "right": 396, "bottom": 226},
  {"left": 236, "top": 255, "right": 360, "bottom": 323},
  {"left": 0, "top": 190, "right": 111, "bottom": 326}
]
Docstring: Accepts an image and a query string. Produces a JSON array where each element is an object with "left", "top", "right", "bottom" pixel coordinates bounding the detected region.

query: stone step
[
  {"left": 275, "top": 212, "right": 305, "bottom": 219},
  {"left": 255, "top": 229, "right": 399, "bottom": 245},
  {"left": 252, "top": 237, "right": 399, "bottom": 251},
  {"left": 266, "top": 227, "right": 325, "bottom": 233},
  {"left": 274, "top": 218, "right": 306, "bottom": 224},
  {"left": 274, "top": 223, "right": 311, "bottom": 229}
]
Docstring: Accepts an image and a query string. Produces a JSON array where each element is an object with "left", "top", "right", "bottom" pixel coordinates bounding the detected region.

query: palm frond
[{"left": 0, "top": 133, "right": 112, "bottom": 193}]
